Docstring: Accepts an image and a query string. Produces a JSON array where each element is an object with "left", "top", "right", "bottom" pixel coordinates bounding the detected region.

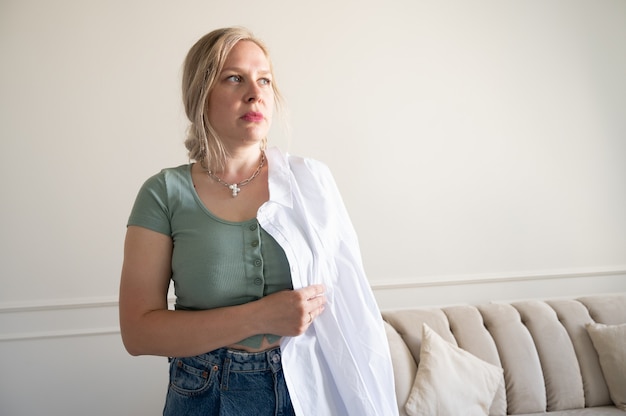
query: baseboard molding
[
  {"left": 0, "top": 295, "right": 176, "bottom": 342},
  {"left": 0, "top": 297, "right": 119, "bottom": 314},
  {"left": 0, "top": 295, "right": 177, "bottom": 314},
  {"left": 1, "top": 267, "right": 625, "bottom": 341},
  {"left": 371, "top": 267, "right": 626, "bottom": 310},
  {"left": 369, "top": 266, "right": 626, "bottom": 290},
  {"left": 0, "top": 327, "right": 121, "bottom": 342}
]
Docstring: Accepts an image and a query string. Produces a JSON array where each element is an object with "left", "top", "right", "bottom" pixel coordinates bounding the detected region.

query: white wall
[{"left": 1, "top": 1, "right": 625, "bottom": 415}]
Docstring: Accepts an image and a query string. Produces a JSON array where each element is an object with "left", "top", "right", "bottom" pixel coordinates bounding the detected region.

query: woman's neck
[{"left": 211, "top": 148, "right": 264, "bottom": 184}]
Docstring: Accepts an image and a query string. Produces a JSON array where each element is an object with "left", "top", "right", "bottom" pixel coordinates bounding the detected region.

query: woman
[{"left": 119, "top": 27, "right": 398, "bottom": 416}]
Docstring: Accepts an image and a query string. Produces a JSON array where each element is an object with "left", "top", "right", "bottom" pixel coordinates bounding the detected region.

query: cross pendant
[{"left": 229, "top": 183, "right": 241, "bottom": 197}]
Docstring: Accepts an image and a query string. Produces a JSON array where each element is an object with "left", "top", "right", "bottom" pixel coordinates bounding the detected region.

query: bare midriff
[{"left": 227, "top": 335, "right": 283, "bottom": 353}]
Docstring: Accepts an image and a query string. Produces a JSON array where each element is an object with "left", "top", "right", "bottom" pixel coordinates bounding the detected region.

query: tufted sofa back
[{"left": 383, "top": 294, "right": 626, "bottom": 415}]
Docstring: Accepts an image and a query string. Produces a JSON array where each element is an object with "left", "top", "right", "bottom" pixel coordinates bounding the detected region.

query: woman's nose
[
  {"left": 246, "top": 93, "right": 261, "bottom": 103},
  {"left": 245, "top": 84, "right": 262, "bottom": 103}
]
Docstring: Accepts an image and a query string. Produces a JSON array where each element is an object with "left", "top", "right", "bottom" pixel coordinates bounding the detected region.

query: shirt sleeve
[{"left": 127, "top": 171, "right": 172, "bottom": 236}]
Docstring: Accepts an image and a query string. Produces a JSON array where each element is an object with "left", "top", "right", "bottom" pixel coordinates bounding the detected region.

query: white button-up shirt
[{"left": 258, "top": 147, "right": 399, "bottom": 416}]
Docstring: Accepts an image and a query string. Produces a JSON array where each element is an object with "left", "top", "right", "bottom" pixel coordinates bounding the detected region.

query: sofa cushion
[
  {"left": 382, "top": 308, "right": 453, "bottom": 366},
  {"left": 512, "top": 300, "right": 585, "bottom": 411},
  {"left": 444, "top": 305, "right": 507, "bottom": 416},
  {"left": 404, "top": 324, "right": 502, "bottom": 416},
  {"left": 548, "top": 299, "right": 612, "bottom": 406},
  {"left": 479, "top": 303, "right": 547, "bottom": 414},
  {"left": 586, "top": 323, "right": 626, "bottom": 411},
  {"left": 384, "top": 321, "right": 417, "bottom": 416},
  {"left": 514, "top": 406, "right": 626, "bottom": 416},
  {"left": 579, "top": 295, "right": 626, "bottom": 325}
]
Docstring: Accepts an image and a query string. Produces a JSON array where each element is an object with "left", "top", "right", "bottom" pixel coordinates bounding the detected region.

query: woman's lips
[{"left": 241, "top": 112, "right": 264, "bottom": 122}]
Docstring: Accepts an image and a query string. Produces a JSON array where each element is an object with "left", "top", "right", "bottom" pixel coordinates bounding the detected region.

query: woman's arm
[{"left": 119, "top": 225, "right": 325, "bottom": 357}]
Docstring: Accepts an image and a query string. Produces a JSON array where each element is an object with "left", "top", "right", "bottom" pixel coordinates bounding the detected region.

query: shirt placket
[{"left": 243, "top": 221, "right": 265, "bottom": 298}]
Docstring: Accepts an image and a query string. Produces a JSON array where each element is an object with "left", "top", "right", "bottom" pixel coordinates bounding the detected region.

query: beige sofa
[{"left": 383, "top": 294, "right": 626, "bottom": 415}]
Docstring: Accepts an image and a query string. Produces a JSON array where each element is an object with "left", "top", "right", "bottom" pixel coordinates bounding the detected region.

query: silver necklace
[{"left": 206, "top": 153, "right": 265, "bottom": 197}]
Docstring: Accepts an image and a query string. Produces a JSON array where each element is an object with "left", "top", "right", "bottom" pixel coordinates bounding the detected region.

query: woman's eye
[
  {"left": 259, "top": 78, "right": 271, "bottom": 86},
  {"left": 226, "top": 75, "right": 242, "bottom": 82}
]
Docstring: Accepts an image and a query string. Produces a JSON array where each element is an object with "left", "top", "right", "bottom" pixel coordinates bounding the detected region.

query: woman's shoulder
[
  {"left": 141, "top": 164, "right": 191, "bottom": 184},
  {"left": 134, "top": 164, "right": 193, "bottom": 201},
  {"left": 157, "top": 163, "right": 192, "bottom": 178}
]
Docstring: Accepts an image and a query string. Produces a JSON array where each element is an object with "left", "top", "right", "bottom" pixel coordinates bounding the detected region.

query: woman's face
[{"left": 207, "top": 40, "right": 274, "bottom": 150}]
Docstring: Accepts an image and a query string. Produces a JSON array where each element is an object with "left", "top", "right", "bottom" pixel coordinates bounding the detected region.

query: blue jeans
[{"left": 163, "top": 347, "right": 295, "bottom": 416}]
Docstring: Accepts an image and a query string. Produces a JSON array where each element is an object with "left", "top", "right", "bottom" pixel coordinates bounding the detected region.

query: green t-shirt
[{"left": 127, "top": 164, "right": 293, "bottom": 348}]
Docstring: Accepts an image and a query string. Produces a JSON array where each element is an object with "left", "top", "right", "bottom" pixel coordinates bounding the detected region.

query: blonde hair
[{"left": 182, "top": 27, "right": 284, "bottom": 170}]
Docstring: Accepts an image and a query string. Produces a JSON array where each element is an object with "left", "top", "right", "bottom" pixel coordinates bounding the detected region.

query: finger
[
  {"left": 308, "top": 305, "right": 326, "bottom": 324},
  {"left": 309, "top": 293, "right": 326, "bottom": 309},
  {"left": 304, "top": 284, "right": 326, "bottom": 300}
]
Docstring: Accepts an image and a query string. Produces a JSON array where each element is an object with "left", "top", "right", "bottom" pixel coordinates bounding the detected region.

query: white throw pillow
[
  {"left": 586, "top": 323, "right": 626, "bottom": 411},
  {"left": 405, "top": 323, "right": 503, "bottom": 416}
]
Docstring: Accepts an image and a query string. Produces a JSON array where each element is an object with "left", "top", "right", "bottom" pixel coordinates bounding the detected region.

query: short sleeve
[{"left": 127, "top": 172, "right": 172, "bottom": 236}]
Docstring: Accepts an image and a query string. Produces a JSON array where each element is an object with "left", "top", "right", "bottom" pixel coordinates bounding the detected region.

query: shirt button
[
  {"left": 249, "top": 224, "right": 258, "bottom": 231},
  {"left": 254, "top": 278, "right": 263, "bottom": 285},
  {"left": 251, "top": 240, "right": 259, "bottom": 247},
  {"left": 254, "top": 259, "right": 262, "bottom": 267}
]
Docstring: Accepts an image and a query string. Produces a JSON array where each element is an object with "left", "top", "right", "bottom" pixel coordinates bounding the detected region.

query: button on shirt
[{"left": 258, "top": 148, "right": 399, "bottom": 416}]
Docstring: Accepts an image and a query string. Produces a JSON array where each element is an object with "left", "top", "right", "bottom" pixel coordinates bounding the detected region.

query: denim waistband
[{"left": 196, "top": 346, "right": 284, "bottom": 374}]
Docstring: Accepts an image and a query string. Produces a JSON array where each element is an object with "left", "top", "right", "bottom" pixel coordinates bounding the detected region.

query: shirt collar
[{"left": 266, "top": 146, "right": 293, "bottom": 208}]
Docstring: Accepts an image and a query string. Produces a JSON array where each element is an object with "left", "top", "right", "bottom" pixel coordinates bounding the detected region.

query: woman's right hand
[{"left": 256, "top": 284, "right": 326, "bottom": 337}]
